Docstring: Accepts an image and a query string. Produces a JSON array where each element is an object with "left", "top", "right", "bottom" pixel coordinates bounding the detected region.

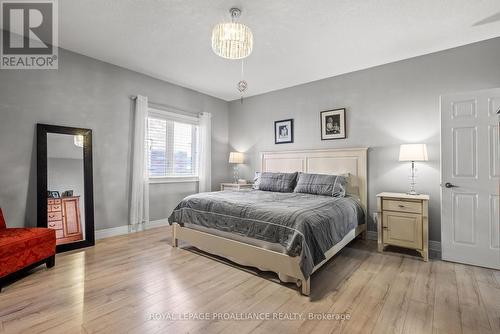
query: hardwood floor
[{"left": 0, "top": 226, "right": 499, "bottom": 334}]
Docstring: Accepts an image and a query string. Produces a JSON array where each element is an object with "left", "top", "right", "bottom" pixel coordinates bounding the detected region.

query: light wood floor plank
[
  {"left": 493, "top": 270, "right": 500, "bottom": 286},
  {"left": 371, "top": 257, "right": 419, "bottom": 334},
  {"left": 432, "top": 261, "right": 462, "bottom": 334},
  {"left": 474, "top": 267, "right": 500, "bottom": 333},
  {"left": 473, "top": 266, "right": 500, "bottom": 288},
  {"left": 410, "top": 260, "right": 436, "bottom": 305},
  {"left": 0, "top": 226, "right": 499, "bottom": 334},
  {"left": 336, "top": 255, "right": 403, "bottom": 334},
  {"left": 401, "top": 260, "right": 436, "bottom": 334},
  {"left": 402, "top": 300, "right": 433, "bottom": 334},
  {"left": 297, "top": 251, "right": 381, "bottom": 334},
  {"left": 248, "top": 247, "right": 371, "bottom": 334},
  {"left": 455, "top": 264, "right": 493, "bottom": 334}
]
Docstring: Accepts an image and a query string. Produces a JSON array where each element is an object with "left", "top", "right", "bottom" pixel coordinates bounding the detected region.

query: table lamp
[
  {"left": 228, "top": 152, "right": 244, "bottom": 183},
  {"left": 399, "top": 144, "right": 428, "bottom": 195}
]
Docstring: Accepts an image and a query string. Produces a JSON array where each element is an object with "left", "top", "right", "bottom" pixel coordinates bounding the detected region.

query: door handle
[{"left": 444, "top": 182, "right": 458, "bottom": 188}]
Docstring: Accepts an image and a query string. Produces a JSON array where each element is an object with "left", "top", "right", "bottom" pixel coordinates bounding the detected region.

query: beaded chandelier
[{"left": 211, "top": 8, "right": 253, "bottom": 60}]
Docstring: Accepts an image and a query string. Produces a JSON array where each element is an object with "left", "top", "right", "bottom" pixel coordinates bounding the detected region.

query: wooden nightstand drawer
[
  {"left": 377, "top": 192, "right": 429, "bottom": 261},
  {"left": 382, "top": 211, "right": 422, "bottom": 249},
  {"left": 383, "top": 199, "right": 422, "bottom": 214}
]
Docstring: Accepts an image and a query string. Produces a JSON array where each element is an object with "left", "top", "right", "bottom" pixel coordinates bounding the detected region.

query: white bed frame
[{"left": 172, "top": 148, "right": 368, "bottom": 295}]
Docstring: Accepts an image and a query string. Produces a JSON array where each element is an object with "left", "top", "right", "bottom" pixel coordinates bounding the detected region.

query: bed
[{"left": 169, "top": 148, "right": 368, "bottom": 295}]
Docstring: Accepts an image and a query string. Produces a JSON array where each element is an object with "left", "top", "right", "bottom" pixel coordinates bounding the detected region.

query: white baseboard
[
  {"left": 428, "top": 240, "right": 442, "bottom": 259},
  {"left": 146, "top": 219, "right": 170, "bottom": 229},
  {"left": 95, "top": 225, "right": 130, "bottom": 240},
  {"left": 366, "top": 230, "right": 378, "bottom": 241},
  {"left": 95, "top": 219, "right": 170, "bottom": 240},
  {"left": 364, "top": 230, "right": 441, "bottom": 259}
]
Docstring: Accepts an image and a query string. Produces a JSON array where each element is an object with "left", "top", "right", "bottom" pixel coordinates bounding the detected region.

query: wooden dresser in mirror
[{"left": 48, "top": 196, "right": 83, "bottom": 245}]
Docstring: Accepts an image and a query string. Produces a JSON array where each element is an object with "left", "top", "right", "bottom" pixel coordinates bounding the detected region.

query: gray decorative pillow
[
  {"left": 258, "top": 172, "right": 298, "bottom": 193},
  {"left": 294, "top": 172, "right": 347, "bottom": 197}
]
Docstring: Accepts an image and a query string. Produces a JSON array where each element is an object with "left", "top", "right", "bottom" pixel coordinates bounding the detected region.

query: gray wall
[
  {"left": 0, "top": 48, "right": 229, "bottom": 229},
  {"left": 2, "top": 37, "right": 499, "bottom": 241},
  {"left": 228, "top": 37, "right": 500, "bottom": 242}
]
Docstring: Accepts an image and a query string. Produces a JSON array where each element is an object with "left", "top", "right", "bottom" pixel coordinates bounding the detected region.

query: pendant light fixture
[
  {"left": 211, "top": 8, "right": 253, "bottom": 60},
  {"left": 237, "top": 60, "right": 248, "bottom": 103},
  {"left": 211, "top": 8, "right": 253, "bottom": 101},
  {"left": 74, "top": 135, "right": 84, "bottom": 148}
]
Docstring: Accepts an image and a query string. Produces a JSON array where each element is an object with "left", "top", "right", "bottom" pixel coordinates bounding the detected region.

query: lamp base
[
  {"left": 407, "top": 161, "right": 419, "bottom": 196},
  {"left": 233, "top": 165, "right": 239, "bottom": 184}
]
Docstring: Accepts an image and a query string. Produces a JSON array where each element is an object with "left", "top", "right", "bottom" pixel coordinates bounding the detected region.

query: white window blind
[{"left": 147, "top": 110, "right": 199, "bottom": 179}]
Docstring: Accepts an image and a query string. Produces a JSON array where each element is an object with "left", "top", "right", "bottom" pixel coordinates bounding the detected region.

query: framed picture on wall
[
  {"left": 274, "top": 119, "right": 294, "bottom": 144},
  {"left": 320, "top": 108, "right": 346, "bottom": 140}
]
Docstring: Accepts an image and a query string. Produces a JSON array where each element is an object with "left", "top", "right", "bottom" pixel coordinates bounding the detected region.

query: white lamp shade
[
  {"left": 399, "top": 144, "right": 428, "bottom": 162},
  {"left": 212, "top": 22, "right": 253, "bottom": 59},
  {"left": 228, "top": 151, "right": 244, "bottom": 164}
]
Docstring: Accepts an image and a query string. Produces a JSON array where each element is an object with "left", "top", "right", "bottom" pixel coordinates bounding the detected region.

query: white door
[{"left": 441, "top": 88, "right": 500, "bottom": 269}]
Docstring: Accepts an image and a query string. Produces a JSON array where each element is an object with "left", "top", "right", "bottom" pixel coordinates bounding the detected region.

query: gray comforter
[{"left": 168, "top": 189, "right": 364, "bottom": 278}]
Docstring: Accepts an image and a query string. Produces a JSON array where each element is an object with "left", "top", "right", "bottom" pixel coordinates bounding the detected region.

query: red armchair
[{"left": 0, "top": 208, "right": 56, "bottom": 292}]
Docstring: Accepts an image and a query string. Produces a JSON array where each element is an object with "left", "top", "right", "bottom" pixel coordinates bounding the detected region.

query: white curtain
[
  {"left": 198, "top": 112, "right": 212, "bottom": 192},
  {"left": 129, "top": 95, "right": 149, "bottom": 230}
]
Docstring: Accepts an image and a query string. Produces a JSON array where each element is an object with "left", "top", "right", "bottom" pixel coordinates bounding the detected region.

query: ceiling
[{"left": 59, "top": 0, "right": 500, "bottom": 101}]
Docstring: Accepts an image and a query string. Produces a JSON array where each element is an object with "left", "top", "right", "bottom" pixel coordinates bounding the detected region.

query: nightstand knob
[
  {"left": 383, "top": 226, "right": 389, "bottom": 230},
  {"left": 398, "top": 204, "right": 405, "bottom": 208}
]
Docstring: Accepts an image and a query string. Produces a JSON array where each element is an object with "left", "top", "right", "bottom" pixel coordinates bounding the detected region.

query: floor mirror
[{"left": 37, "top": 124, "right": 95, "bottom": 252}]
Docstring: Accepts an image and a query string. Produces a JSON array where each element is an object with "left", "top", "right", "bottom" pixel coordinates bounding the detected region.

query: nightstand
[
  {"left": 220, "top": 183, "right": 253, "bottom": 191},
  {"left": 377, "top": 192, "right": 429, "bottom": 261}
]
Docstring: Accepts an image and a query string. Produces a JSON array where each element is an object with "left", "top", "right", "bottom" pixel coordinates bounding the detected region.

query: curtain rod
[{"left": 129, "top": 95, "right": 199, "bottom": 116}]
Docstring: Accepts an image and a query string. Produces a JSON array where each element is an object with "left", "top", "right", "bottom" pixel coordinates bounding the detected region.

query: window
[{"left": 147, "top": 109, "right": 199, "bottom": 180}]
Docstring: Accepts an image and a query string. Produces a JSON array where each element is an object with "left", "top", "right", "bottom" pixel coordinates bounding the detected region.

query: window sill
[{"left": 149, "top": 177, "right": 199, "bottom": 184}]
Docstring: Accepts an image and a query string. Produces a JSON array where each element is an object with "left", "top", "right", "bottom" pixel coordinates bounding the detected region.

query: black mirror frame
[{"left": 37, "top": 123, "right": 95, "bottom": 252}]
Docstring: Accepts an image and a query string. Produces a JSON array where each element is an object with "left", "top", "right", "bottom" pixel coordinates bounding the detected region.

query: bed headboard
[{"left": 261, "top": 148, "right": 368, "bottom": 214}]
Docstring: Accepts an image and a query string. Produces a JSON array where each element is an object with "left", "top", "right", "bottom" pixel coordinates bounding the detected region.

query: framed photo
[
  {"left": 47, "top": 191, "right": 60, "bottom": 198},
  {"left": 320, "top": 108, "right": 346, "bottom": 140},
  {"left": 274, "top": 119, "right": 294, "bottom": 144},
  {"left": 62, "top": 190, "right": 74, "bottom": 197}
]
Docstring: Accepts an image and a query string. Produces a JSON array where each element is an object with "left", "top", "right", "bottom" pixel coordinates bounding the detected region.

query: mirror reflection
[{"left": 46, "top": 133, "right": 85, "bottom": 245}]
